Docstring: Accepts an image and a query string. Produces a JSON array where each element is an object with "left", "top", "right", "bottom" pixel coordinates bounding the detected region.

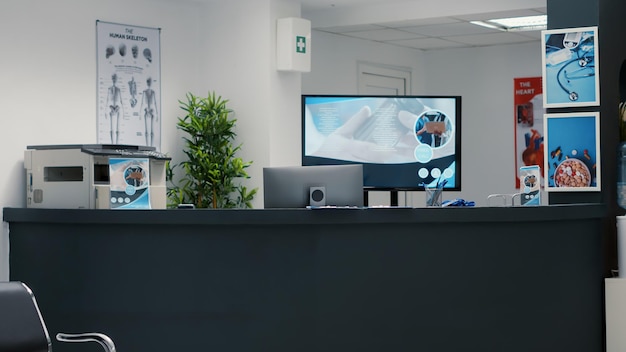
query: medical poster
[
  {"left": 109, "top": 158, "right": 151, "bottom": 209},
  {"left": 514, "top": 77, "right": 544, "bottom": 189},
  {"left": 519, "top": 165, "right": 541, "bottom": 206},
  {"left": 541, "top": 26, "right": 599, "bottom": 108},
  {"left": 96, "top": 21, "right": 162, "bottom": 149},
  {"left": 543, "top": 112, "right": 600, "bottom": 192}
]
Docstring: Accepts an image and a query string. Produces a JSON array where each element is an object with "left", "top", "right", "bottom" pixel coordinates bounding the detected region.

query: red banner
[{"left": 514, "top": 77, "right": 544, "bottom": 188}]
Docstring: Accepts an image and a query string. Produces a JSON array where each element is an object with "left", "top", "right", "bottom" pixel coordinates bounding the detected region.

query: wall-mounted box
[{"left": 277, "top": 17, "right": 311, "bottom": 72}]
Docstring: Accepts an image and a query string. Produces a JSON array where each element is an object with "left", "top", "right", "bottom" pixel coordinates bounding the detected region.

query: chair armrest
[{"left": 56, "top": 332, "right": 116, "bottom": 352}]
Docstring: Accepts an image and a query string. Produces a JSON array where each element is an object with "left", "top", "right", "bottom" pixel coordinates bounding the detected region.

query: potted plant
[{"left": 167, "top": 91, "right": 257, "bottom": 208}]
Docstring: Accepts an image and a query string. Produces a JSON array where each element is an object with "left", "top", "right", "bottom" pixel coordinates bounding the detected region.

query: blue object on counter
[{"left": 442, "top": 199, "right": 475, "bottom": 207}]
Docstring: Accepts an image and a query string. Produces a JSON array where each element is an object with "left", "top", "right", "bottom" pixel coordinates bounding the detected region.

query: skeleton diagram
[
  {"left": 128, "top": 77, "right": 137, "bottom": 108},
  {"left": 106, "top": 73, "right": 124, "bottom": 144},
  {"left": 140, "top": 77, "right": 158, "bottom": 146}
]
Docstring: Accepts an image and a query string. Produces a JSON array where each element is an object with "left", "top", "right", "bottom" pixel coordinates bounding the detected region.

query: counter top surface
[{"left": 3, "top": 204, "right": 607, "bottom": 225}]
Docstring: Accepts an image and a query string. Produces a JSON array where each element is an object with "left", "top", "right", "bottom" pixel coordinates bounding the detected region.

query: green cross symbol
[{"left": 296, "top": 36, "right": 306, "bottom": 54}]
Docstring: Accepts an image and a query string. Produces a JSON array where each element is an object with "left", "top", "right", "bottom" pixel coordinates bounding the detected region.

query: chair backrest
[{"left": 0, "top": 281, "right": 51, "bottom": 352}]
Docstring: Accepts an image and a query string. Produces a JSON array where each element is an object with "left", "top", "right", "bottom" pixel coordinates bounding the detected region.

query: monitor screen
[
  {"left": 263, "top": 164, "right": 364, "bottom": 208},
  {"left": 302, "top": 95, "right": 461, "bottom": 190}
]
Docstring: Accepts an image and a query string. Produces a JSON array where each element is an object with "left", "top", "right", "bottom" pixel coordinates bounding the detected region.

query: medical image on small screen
[{"left": 302, "top": 95, "right": 461, "bottom": 190}]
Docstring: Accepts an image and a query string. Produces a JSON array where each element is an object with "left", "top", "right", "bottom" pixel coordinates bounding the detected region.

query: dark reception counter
[{"left": 3, "top": 205, "right": 608, "bottom": 352}]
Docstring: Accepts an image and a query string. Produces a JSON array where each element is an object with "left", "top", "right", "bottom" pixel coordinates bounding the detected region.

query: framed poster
[
  {"left": 96, "top": 21, "right": 162, "bottom": 149},
  {"left": 541, "top": 26, "right": 599, "bottom": 108},
  {"left": 543, "top": 112, "right": 600, "bottom": 192}
]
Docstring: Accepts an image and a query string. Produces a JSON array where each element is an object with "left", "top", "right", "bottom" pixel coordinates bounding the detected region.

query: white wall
[
  {"left": 200, "top": 0, "right": 303, "bottom": 199},
  {"left": 0, "top": 0, "right": 302, "bottom": 280},
  {"left": 302, "top": 32, "right": 542, "bottom": 206}
]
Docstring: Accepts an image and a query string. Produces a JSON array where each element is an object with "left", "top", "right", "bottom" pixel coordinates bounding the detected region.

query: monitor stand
[{"left": 363, "top": 190, "right": 399, "bottom": 207}]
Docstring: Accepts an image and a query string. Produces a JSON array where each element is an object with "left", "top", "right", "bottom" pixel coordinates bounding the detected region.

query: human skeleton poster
[{"left": 96, "top": 21, "right": 161, "bottom": 150}]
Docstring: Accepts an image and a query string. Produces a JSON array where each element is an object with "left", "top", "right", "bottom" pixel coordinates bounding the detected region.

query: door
[
  {"left": 358, "top": 62, "right": 411, "bottom": 95},
  {"left": 357, "top": 63, "right": 414, "bottom": 206}
]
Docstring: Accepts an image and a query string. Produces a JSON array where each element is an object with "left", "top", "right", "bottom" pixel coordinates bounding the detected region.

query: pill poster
[{"left": 543, "top": 112, "right": 600, "bottom": 192}]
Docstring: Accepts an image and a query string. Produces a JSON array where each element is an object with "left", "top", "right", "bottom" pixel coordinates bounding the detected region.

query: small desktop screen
[
  {"left": 302, "top": 95, "right": 462, "bottom": 190},
  {"left": 263, "top": 164, "right": 364, "bottom": 208}
]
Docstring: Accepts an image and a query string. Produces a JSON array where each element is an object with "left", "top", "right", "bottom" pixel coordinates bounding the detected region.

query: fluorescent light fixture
[{"left": 471, "top": 15, "right": 547, "bottom": 32}]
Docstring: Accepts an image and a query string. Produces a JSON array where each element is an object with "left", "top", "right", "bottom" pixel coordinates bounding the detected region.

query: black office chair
[{"left": 0, "top": 281, "right": 116, "bottom": 352}]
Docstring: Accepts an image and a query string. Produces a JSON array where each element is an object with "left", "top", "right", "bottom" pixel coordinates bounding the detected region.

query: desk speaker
[{"left": 309, "top": 186, "right": 326, "bottom": 206}]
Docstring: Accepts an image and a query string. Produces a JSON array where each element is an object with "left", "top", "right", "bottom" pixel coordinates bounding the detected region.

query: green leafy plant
[{"left": 167, "top": 91, "right": 257, "bottom": 208}]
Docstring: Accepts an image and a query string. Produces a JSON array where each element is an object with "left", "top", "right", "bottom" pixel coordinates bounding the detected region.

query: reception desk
[{"left": 3, "top": 205, "right": 607, "bottom": 352}]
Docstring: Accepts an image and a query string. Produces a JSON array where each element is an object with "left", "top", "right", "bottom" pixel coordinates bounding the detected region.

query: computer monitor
[
  {"left": 302, "top": 95, "right": 462, "bottom": 191},
  {"left": 263, "top": 164, "right": 364, "bottom": 208}
]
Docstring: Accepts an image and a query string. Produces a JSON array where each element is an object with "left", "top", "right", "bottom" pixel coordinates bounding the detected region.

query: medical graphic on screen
[{"left": 302, "top": 95, "right": 461, "bottom": 190}]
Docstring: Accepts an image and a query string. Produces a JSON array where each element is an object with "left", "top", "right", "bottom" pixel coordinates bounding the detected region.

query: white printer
[{"left": 24, "top": 144, "right": 171, "bottom": 209}]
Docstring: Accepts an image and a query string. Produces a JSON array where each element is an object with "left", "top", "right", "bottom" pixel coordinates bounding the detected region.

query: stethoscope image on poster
[
  {"left": 541, "top": 26, "right": 599, "bottom": 108},
  {"left": 109, "top": 158, "right": 151, "bottom": 209},
  {"left": 542, "top": 112, "right": 600, "bottom": 192}
]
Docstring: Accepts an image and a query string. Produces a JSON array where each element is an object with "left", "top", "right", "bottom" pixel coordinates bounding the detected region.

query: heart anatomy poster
[{"left": 514, "top": 77, "right": 544, "bottom": 189}]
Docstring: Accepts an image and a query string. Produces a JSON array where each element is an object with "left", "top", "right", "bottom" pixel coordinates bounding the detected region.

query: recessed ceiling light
[{"left": 471, "top": 15, "right": 547, "bottom": 32}]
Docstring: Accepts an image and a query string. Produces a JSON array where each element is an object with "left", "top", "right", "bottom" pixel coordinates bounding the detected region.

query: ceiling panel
[
  {"left": 376, "top": 17, "right": 463, "bottom": 28},
  {"left": 399, "top": 22, "right": 502, "bottom": 37},
  {"left": 336, "top": 28, "right": 424, "bottom": 41},
  {"left": 303, "top": 0, "right": 547, "bottom": 51},
  {"left": 452, "top": 7, "right": 547, "bottom": 21},
  {"left": 445, "top": 31, "right": 537, "bottom": 46},
  {"left": 389, "top": 37, "right": 473, "bottom": 50},
  {"left": 317, "top": 24, "right": 387, "bottom": 33}
]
